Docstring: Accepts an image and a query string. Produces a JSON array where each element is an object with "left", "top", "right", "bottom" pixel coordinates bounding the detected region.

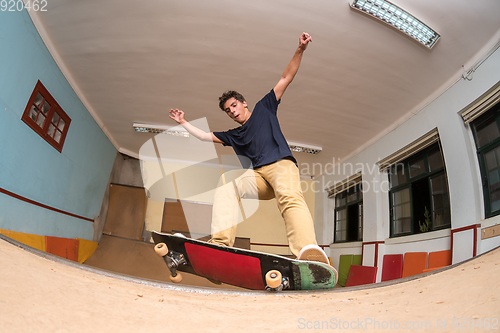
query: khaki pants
[{"left": 208, "top": 159, "right": 317, "bottom": 257}]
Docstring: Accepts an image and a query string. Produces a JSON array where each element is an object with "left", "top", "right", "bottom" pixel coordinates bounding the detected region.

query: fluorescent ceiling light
[
  {"left": 288, "top": 142, "right": 322, "bottom": 155},
  {"left": 350, "top": 0, "right": 440, "bottom": 49},
  {"left": 133, "top": 123, "right": 190, "bottom": 137},
  {"left": 134, "top": 123, "right": 322, "bottom": 154}
]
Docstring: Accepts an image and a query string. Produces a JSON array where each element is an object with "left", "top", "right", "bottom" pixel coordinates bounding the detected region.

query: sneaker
[{"left": 298, "top": 244, "right": 330, "bottom": 266}]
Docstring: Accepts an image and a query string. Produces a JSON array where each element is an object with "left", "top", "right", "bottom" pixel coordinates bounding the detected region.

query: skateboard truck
[
  {"left": 265, "top": 270, "right": 290, "bottom": 292},
  {"left": 154, "top": 243, "right": 186, "bottom": 283}
]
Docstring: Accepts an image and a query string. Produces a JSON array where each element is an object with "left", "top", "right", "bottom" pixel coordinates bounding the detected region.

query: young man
[{"left": 169, "top": 32, "right": 329, "bottom": 265}]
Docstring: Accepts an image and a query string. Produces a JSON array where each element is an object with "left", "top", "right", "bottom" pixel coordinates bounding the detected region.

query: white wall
[{"left": 316, "top": 45, "right": 500, "bottom": 279}]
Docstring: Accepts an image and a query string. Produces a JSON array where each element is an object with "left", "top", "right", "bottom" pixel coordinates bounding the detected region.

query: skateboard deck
[{"left": 152, "top": 231, "right": 337, "bottom": 291}]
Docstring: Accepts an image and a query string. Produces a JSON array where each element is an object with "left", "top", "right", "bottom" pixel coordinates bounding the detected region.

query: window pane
[
  {"left": 433, "top": 194, "right": 444, "bottom": 210},
  {"left": 58, "top": 117, "right": 66, "bottom": 131},
  {"left": 394, "top": 203, "right": 411, "bottom": 221},
  {"left": 336, "top": 209, "right": 346, "bottom": 222},
  {"left": 347, "top": 186, "right": 358, "bottom": 203},
  {"left": 336, "top": 192, "right": 346, "bottom": 207},
  {"left": 48, "top": 124, "right": 56, "bottom": 138},
  {"left": 389, "top": 163, "right": 406, "bottom": 188},
  {"left": 401, "top": 186, "right": 410, "bottom": 202},
  {"left": 402, "top": 201, "right": 411, "bottom": 216},
  {"left": 485, "top": 149, "right": 498, "bottom": 170},
  {"left": 335, "top": 208, "right": 347, "bottom": 242},
  {"left": 484, "top": 147, "right": 500, "bottom": 213},
  {"left": 54, "top": 130, "right": 62, "bottom": 143},
  {"left": 334, "top": 183, "right": 363, "bottom": 243},
  {"left": 36, "top": 113, "right": 46, "bottom": 128},
  {"left": 474, "top": 114, "right": 500, "bottom": 148},
  {"left": 394, "top": 220, "right": 402, "bottom": 234},
  {"left": 392, "top": 187, "right": 411, "bottom": 235},
  {"left": 409, "top": 155, "right": 425, "bottom": 178},
  {"left": 431, "top": 176, "right": 443, "bottom": 192},
  {"left": 430, "top": 174, "right": 451, "bottom": 228},
  {"left": 42, "top": 100, "right": 51, "bottom": 115},
  {"left": 402, "top": 218, "right": 411, "bottom": 233},
  {"left": 29, "top": 105, "right": 39, "bottom": 121},
  {"left": 392, "top": 190, "right": 400, "bottom": 204},
  {"left": 488, "top": 170, "right": 500, "bottom": 187},
  {"left": 428, "top": 145, "right": 444, "bottom": 171},
  {"left": 394, "top": 217, "right": 411, "bottom": 234},
  {"left": 434, "top": 210, "right": 450, "bottom": 228},
  {"left": 34, "top": 92, "right": 44, "bottom": 108},
  {"left": 52, "top": 112, "right": 60, "bottom": 125},
  {"left": 394, "top": 205, "right": 401, "bottom": 220}
]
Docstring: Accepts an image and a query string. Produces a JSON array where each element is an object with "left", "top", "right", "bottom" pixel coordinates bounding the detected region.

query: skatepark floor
[{"left": 1, "top": 235, "right": 499, "bottom": 333}]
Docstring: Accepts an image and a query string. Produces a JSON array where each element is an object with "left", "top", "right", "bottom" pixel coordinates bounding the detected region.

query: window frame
[
  {"left": 333, "top": 183, "right": 364, "bottom": 243},
  {"left": 471, "top": 103, "right": 500, "bottom": 218},
  {"left": 390, "top": 185, "right": 413, "bottom": 236},
  {"left": 388, "top": 143, "right": 451, "bottom": 238},
  {"left": 21, "top": 80, "right": 71, "bottom": 153}
]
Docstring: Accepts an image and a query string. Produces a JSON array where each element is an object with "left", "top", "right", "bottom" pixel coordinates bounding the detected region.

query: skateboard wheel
[
  {"left": 265, "top": 270, "right": 282, "bottom": 289},
  {"left": 154, "top": 243, "right": 169, "bottom": 257},
  {"left": 170, "top": 272, "right": 182, "bottom": 283}
]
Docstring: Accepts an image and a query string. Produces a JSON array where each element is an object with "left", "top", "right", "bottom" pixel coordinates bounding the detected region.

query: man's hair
[{"left": 218, "top": 90, "right": 246, "bottom": 111}]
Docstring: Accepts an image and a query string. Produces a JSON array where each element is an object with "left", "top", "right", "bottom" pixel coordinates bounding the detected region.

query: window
[
  {"left": 471, "top": 102, "right": 500, "bottom": 218},
  {"left": 388, "top": 143, "right": 451, "bottom": 237},
  {"left": 21, "top": 81, "right": 71, "bottom": 152},
  {"left": 332, "top": 182, "right": 363, "bottom": 243}
]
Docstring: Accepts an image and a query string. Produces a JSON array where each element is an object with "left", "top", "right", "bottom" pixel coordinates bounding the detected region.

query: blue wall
[{"left": 0, "top": 9, "right": 117, "bottom": 240}]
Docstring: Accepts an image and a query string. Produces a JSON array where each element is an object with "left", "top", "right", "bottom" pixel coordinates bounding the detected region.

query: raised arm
[
  {"left": 169, "top": 109, "right": 223, "bottom": 143},
  {"left": 273, "top": 32, "right": 312, "bottom": 101}
]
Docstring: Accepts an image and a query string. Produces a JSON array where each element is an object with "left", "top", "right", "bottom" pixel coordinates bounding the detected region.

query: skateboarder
[{"left": 169, "top": 32, "right": 329, "bottom": 265}]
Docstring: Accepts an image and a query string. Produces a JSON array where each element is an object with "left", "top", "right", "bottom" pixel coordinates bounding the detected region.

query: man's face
[{"left": 223, "top": 97, "right": 250, "bottom": 125}]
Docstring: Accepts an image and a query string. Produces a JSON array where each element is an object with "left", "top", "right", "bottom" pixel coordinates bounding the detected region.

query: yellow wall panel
[
  {"left": 0, "top": 229, "right": 46, "bottom": 252},
  {"left": 77, "top": 238, "right": 99, "bottom": 263}
]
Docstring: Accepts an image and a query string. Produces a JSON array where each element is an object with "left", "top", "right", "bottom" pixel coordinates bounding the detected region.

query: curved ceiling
[{"left": 29, "top": 0, "right": 500, "bottom": 177}]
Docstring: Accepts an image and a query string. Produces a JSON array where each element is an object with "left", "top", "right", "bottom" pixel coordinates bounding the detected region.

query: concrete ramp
[
  {"left": 1, "top": 235, "right": 499, "bottom": 332},
  {"left": 84, "top": 234, "right": 169, "bottom": 281},
  {"left": 86, "top": 184, "right": 243, "bottom": 290},
  {"left": 85, "top": 234, "right": 244, "bottom": 290}
]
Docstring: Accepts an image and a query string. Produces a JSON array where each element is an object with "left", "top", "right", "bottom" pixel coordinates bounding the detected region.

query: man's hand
[
  {"left": 169, "top": 108, "right": 186, "bottom": 124},
  {"left": 274, "top": 32, "right": 312, "bottom": 101},
  {"left": 168, "top": 108, "right": 223, "bottom": 143},
  {"left": 299, "top": 32, "right": 313, "bottom": 50}
]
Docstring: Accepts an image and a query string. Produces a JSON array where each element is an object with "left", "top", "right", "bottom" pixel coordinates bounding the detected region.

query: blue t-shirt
[{"left": 213, "top": 89, "right": 297, "bottom": 169}]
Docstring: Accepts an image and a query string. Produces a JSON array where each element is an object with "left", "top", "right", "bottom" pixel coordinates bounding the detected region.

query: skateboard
[{"left": 152, "top": 231, "right": 337, "bottom": 292}]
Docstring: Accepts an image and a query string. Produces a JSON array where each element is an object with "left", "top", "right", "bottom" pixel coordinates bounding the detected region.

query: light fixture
[
  {"left": 133, "top": 123, "right": 190, "bottom": 137},
  {"left": 350, "top": 0, "right": 440, "bottom": 49},
  {"left": 134, "top": 123, "right": 322, "bottom": 154},
  {"left": 288, "top": 142, "right": 322, "bottom": 154}
]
